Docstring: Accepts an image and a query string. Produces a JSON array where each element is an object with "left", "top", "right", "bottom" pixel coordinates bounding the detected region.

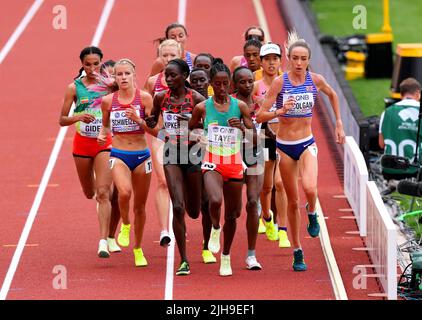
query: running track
[{"left": 0, "top": 0, "right": 384, "bottom": 300}]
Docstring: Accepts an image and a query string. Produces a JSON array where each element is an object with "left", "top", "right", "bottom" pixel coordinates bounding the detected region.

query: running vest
[
  {"left": 231, "top": 93, "right": 261, "bottom": 133},
  {"left": 276, "top": 72, "right": 318, "bottom": 118},
  {"left": 204, "top": 96, "right": 242, "bottom": 156},
  {"left": 380, "top": 99, "right": 421, "bottom": 175},
  {"left": 161, "top": 88, "right": 194, "bottom": 141},
  {"left": 185, "top": 51, "right": 193, "bottom": 71},
  {"left": 74, "top": 78, "right": 104, "bottom": 138},
  {"left": 256, "top": 79, "right": 279, "bottom": 124},
  {"left": 110, "top": 90, "right": 145, "bottom": 135},
  {"left": 153, "top": 72, "right": 168, "bottom": 96}
]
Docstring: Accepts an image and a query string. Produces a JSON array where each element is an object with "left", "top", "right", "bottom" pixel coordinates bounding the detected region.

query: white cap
[{"left": 260, "top": 43, "right": 281, "bottom": 57}]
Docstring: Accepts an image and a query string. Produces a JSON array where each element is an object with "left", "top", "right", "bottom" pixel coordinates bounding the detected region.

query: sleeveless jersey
[
  {"left": 231, "top": 93, "right": 261, "bottom": 133},
  {"left": 204, "top": 97, "right": 242, "bottom": 157},
  {"left": 276, "top": 71, "right": 318, "bottom": 118},
  {"left": 110, "top": 90, "right": 145, "bottom": 135},
  {"left": 153, "top": 72, "right": 168, "bottom": 96},
  {"left": 161, "top": 88, "right": 194, "bottom": 142},
  {"left": 74, "top": 78, "right": 104, "bottom": 138},
  {"left": 185, "top": 51, "right": 193, "bottom": 71},
  {"left": 256, "top": 79, "right": 278, "bottom": 124}
]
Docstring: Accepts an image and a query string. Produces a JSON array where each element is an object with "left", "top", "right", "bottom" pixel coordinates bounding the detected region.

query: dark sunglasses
[{"left": 246, "top": 34, "right": 264, "bottom": 42}]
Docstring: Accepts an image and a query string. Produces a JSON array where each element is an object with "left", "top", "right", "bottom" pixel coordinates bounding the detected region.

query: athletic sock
[
  {"left": 278, "top": 226, "right": 287, "bottom": 232},
  {"left": 247, "top": 250, "right": 256, "bottom": 257},
  {"left": 263, "top": 215, "right": 272, "bottom": 223}
]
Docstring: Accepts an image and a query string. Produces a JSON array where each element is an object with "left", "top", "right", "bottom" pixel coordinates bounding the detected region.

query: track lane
[
  {"left": 0, "top": 0, "right": 34, "bottom": 56},
  {"left": 171, "top": 0, "right": 334, "bottom": 300},
  {"left": 0, "top": 0, "right": 109, "bottom": 295},
  {"left": 5, "top": 0, "right": 179, "bottom": 300},
  {"left": 3, "top": 0, "right": 384, "bottom": 300}
]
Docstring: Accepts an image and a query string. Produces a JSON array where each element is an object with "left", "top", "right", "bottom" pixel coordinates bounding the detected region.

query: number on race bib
[
  {"left": 145, "top": 159, "right": 152, "bottom": 173},
  {"left": 109, "top": 158, "right": 115, "bottom": 170},
  {"left": 201, "top": 162, "right": 217, "bottom": 171}
]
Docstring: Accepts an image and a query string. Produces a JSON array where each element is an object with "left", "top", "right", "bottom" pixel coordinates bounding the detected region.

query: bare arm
[
  {"left": 313, "top": 73, "right": 345, "bottom": 144},
  {"left": 59, "top": 83, "right": 94, "bottom": 126},
  {"left": 188, "top": 101, "right": 206, "bottom": 144},
  {"left": 229, "top": 55, "right": 242, "bottom": 73},
  {"left": 97, "top": 94, "right": 112, "bottom": 146},
  {"left": 189, "top": 101, "right": 205, "bottom": 131},
  {"left": 144, "top": 75, "right": 158, "bottom": 96},
  {"left": 256, "top": 76, "right": 293, "bottom": 123},
  {"left": 237, "top": 100, "right": 257, "bottom": 145}
]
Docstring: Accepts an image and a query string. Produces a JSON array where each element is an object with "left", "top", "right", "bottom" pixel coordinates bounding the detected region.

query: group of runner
[{"left": 59, "top": 23, "right": 345, "bottom": 277}]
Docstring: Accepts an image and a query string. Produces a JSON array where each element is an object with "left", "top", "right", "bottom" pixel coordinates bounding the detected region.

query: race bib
[
  {"left": 145, "top": 159, "right": 152, "bottom": 173},
  {"left": 207, "top": 125, "right": 239, "bottom": 149},
  {"left": 163, "top": 112, "right": 189, "bottom": 135},
  {"left": 79, "top": 117, "right": 102, "bottom": 138},
  {"left": 201, "top": 162, "right": 217, "bottom": 171},
  {"left": 110, "top": 108, "right": 141, "bottom": 133},
  {"left": 78, "top": 109, "right": 103, "bottom": 138},
  {"left": 282, "top": 93, "right": 314, "bottom": 117}
]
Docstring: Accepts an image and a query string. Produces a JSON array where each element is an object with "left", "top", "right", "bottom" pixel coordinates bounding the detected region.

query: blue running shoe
[
  {"left": 292, "top": 249, "right": 307, "bottom": 271},
  {"left": 306, "top": 203, "right": 320, "bottom": 238}
]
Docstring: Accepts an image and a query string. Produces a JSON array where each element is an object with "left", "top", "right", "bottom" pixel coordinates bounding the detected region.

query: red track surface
[{"left": 0, "top": 0, "right": 383, "bottom": 300}]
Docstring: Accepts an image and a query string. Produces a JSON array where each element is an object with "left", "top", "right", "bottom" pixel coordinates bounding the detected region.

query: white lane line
[
  {"left": 0, "top": 0, "right": 44, "bottom": 64},
  {"left": 164, "top": 201, "right": 175, "bottom": 300},
  {"left": 251, "top": 0, "right": 271, "bottom": 42},
  {"left": 0, "top": 0, "right": 115, "bottom": 300},
  {"left": 316, "top": 199, "right": 348, "bottom": 300},
  {"left": 252, "top": 0, "right": 347, "bottom": 300},
  {"left": 164, "top": 0, "right": 188, "bottom": 301},
  {"left": 178, "top": 0, "right": 187, "bottom": 25}
]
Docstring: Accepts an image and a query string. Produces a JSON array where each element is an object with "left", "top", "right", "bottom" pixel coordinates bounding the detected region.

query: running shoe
[
  {"left": 246, "top": 255, "right": 262, "bottom": 270},
  {"left": 176, "top": 261, "right": 190, "bottom": 276},
  {"left": 160, "top": 230, "right": 171, "bottom": 247},
  {"left": 208, "top": 226, "right": 221, "bottom": 253},
  {"left": 265, "top": 211, "right": 278, "bottom": 241},
  {"left": 258, "top": 218, "right": 266, "bottom": 234},
  {"left": 107, "top": 237, "right": 121, "bottom": 253},
  {"left": 117, "top": 223, "right": 131, "bottom": 247},
  {"left": 292, "top": 249, "right": 307, "bottom": 271},
  {"left": 98, "top": 239, "right": 110, "bottom": 258},
  {"left": 278, "top": 230, "right": 291, "bottom": 248},
  {"left": 219, "top": 254, "right": 232, "bottom": 276},
  {"left": 306, "top": 203, "right": 320, "bottom": 238},
  {"left": 202, "top": 250, "right": 217, "bottom": 264},
  {"left": 133, "top": 248, "right": 148, "bottom": 267}
]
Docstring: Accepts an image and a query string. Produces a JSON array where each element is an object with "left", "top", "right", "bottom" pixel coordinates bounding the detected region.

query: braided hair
[
  {"left": 74, "top": 46, "right": 103, "bottom": 79},
  {"left": 243, "top": 39, "right": 262, "bottom": 51},
  {"left": 209, "top": 58, "right": 230, "bottom": 81}
]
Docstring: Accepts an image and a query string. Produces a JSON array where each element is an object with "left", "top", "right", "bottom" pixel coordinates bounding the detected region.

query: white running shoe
[
  {"left": 219, "top": 254, "right": 232, "bottom": 276},
  {"left": 107, "top": 237, "right": 121, "bottom": 253},
  {"left": 159, "top": 230, "right": 171, "bottom": 247},
  {"left": 208, "top": 226, "right": 221, "bottom": 254},
  {"left": 98, "top": 239, "right": 110, "bottom": 258},
  {"left": 246, "top": 255, "right": 262, "bottom": 270}
]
